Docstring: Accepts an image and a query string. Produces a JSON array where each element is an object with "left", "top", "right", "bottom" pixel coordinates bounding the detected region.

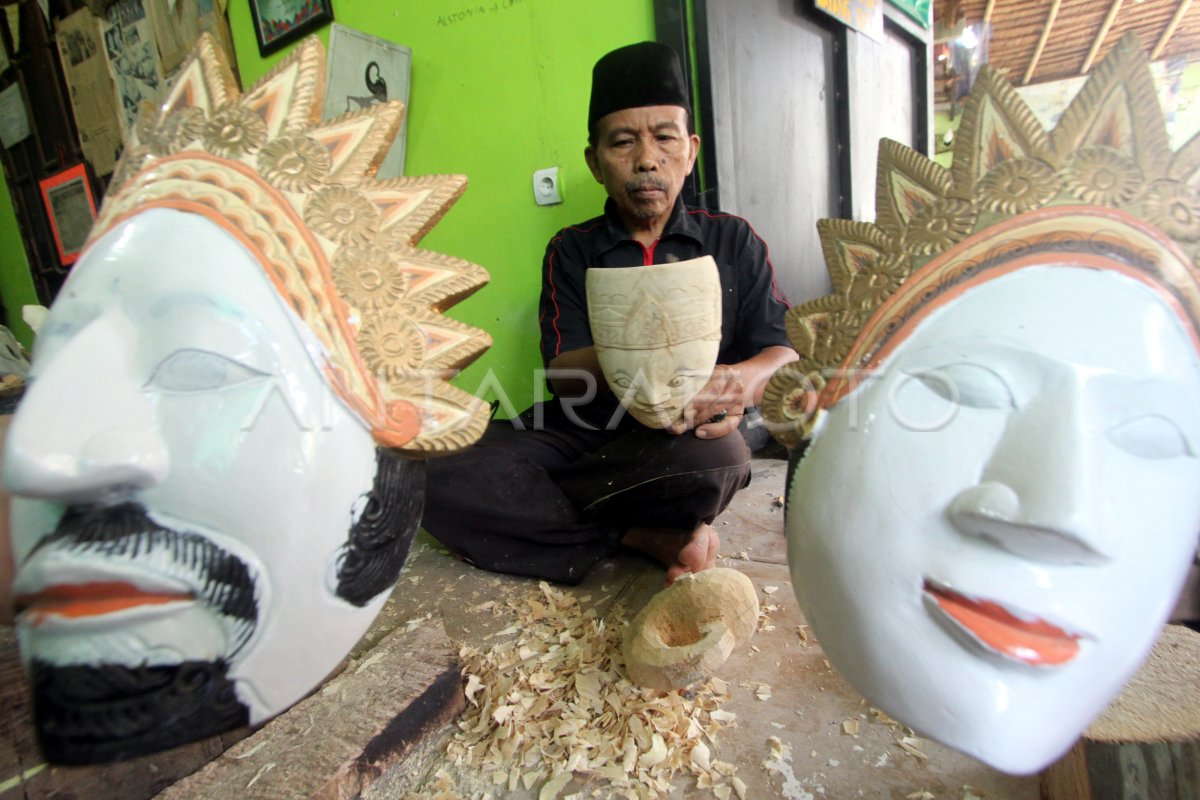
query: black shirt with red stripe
[{"left": 539, "top": 197, "right": 791, "bottom": 378}]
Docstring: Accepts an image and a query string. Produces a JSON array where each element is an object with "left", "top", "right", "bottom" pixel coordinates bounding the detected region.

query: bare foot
[{"left": 622, "top": 523, "right": 720, "bottom": 585}]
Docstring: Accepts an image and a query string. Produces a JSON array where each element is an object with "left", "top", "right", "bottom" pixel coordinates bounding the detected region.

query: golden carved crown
[
  {"left": 588, "top": 257, "right": 722, "bottom": 350},
  {"left": 762, "top": 33, "right": 1200, "bottom": 448},
  {"left": 91, "top": 34, "right": 491, "bottom": 453}
]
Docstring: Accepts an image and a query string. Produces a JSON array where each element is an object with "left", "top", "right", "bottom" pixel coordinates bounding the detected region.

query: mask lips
[
  {"left": 15, "top": 502, "right": 259, "bottom": 655},
  {"left": 922, "top": 578, "right": 1085, "bottom": 667}
]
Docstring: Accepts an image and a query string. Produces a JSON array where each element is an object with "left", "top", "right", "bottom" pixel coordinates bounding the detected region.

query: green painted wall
[
  {"left": 0, "top": 0, "right": 655, "bottom": 409},
  {"left": 0, "top": 171, "right": 39, "bottom": 349}
]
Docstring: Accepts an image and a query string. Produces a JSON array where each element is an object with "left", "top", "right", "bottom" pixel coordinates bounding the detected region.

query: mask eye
[
  {"left": 1108, "top": 414, "right": 1194, "bottom": 460},
  {"left": 147, "top": 349, "right": 267, "bottom": 393},
  {"left": 913, "top": 364, "right": 1015, "bottom": 410}
]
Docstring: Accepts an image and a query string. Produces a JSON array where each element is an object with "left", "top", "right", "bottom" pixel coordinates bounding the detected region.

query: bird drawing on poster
[{"left": 345, "top": 62, "right": 387, "bottom": 112}]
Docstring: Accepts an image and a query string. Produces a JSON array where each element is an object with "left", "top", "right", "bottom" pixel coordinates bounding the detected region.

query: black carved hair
[{"left": 334, "top": 447, "right": 425, "bottom": 606}]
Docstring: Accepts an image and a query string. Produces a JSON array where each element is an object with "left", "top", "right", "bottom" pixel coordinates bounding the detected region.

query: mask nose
[
  {"left": 947, "top": 379, "right": 1109, "bottom": 565},
  {"left": 948, "top": 481, "right": 1106, "bottom": 565},
  {"left": 3, "top": 313, "right": 168, "bottom": 504}
]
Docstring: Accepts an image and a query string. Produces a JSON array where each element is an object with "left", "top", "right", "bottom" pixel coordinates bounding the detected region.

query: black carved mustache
[{"left": 28, "top": 502, "right": 258, "bottom": 647}]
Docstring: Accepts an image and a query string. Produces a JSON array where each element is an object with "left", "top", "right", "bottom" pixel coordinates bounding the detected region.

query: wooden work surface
[{"left": 0, "top": 612, "right": 463, "bottom": 800}]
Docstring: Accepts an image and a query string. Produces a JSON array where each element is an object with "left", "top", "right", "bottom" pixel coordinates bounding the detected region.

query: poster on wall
[
  {"left": 815, "top": 0, "right": 885, "bottom": 43},
  {"left": 323, "top": 23, "right": 411, "bottom": 178},
  {"left": 101, "top": 0, "right": 166, "bottom": 138},
  {"left": 56, "top": 8, "right": 124, "bottom": 177},
  {"left": 149, "top": 0, "right": 239, "bottom": 76}
]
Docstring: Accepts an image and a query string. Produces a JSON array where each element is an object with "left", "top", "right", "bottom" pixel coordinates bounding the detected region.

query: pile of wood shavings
[{"left": 409, "top": 580, "right": 745, "bottom": 800}]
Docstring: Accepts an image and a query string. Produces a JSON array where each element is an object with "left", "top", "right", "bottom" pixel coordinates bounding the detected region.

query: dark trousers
[{"left": 421, "top": 400, "right": 752, "bottom": 584}]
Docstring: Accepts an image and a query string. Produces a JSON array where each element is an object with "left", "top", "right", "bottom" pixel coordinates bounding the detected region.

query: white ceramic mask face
[
  {"left": 787, "top": 266, "right": 1200, "bottom": 774},
  {"left": 587, "top": 257, "right": 721, "bottom": 428},
  {"left": 3, "top": 209, "right": 420, "bottom": 762}
]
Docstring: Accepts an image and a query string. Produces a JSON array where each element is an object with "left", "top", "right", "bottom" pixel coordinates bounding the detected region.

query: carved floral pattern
[
  {"left": 790, "top": 309, "right": 860, "bottom": 369},
  {"left": 978, "top": 158, "right": 1060, "bottom": 215},
  {"left": 1064, "top": 146, "right": 1145, "bottom": 207},
  {"left": 202, "top": 104, "right": 267, "bottom": 159},
  {"left": 142, "top": 107, "right": 205, "bottom": 156},
  {"left": 902, "top": 198, "right": 976, "bottom": 256},
  {"left": 333, "top": 246, "right": 409, "bottom": 309},
  {"left": 847, "top": 253, "right": 910, "bottom": 310},
  {"left": 304, "top": 186, "right": 380, "bottom": 247},
  {"left": 1144, "top": 181, "right": 1200, "bottom": 242},
  {"left": 258, "top": 135, "right": 332, "bottom": 193},
  {"left": 357, "top": 313, "right": 427, "bottom": 378}
]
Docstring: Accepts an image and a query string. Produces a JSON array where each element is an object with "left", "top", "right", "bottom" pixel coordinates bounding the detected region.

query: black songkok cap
[{"left": 588, "top": 41, "right": 691, "bottom": 132}]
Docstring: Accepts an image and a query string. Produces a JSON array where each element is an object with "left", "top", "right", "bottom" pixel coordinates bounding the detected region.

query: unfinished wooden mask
[
  {"left": 587, "top": 256, "right": 721, "bottom": 428},
  {"left": 3, "top": 34, "right": 490, "bottom": 763},
  {"left": 761, "top": 34, "right": 1200, "bottom": 774}
]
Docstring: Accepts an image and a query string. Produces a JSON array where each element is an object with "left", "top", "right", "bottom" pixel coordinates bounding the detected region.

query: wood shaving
[
  {"left": 869, "top": 707, "right": 898, "bottom": 727},
  {"left": 407, "top": 581, "right": 741, "bottom": 799},
  {"left": 842, "top": 719, "right": 860, "bottom": 736},
  {"left": 463, "top": 674, "right": 484, "bottom": 706},
  {"left": 898, "top": 735, "right": 929, "bottom": 761},
  {"left": 906, "top": 792, "right": 935, "bottom": 800},
  {"left": 245, "top": 762, "right": 275, "bottom": 789}
]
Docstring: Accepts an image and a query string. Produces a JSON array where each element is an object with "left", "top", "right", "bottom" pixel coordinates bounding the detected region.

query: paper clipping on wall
[
  {"left": 0, "top": 83, "right": 31, "bottom": 148},
  {"left": 101, "top": 0, "right": 166, "bottom": 138},
  {"left": 56, "top": 8, "right": 124, "bottom": 177},
  {"left": 324, "top": 23, "right": 412, "bottom": 178}
]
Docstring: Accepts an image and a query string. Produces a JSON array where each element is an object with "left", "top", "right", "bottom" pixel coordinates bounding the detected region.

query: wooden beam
[
  {"left": 1082, "top": 0, "right": 1124, "bottom": 75},
  {"left": 1152, "top": 0, "right": 1195, "bottom": 60},
  {"left": 1023, "top": 0, "right": 1062, "bottom": 85}
]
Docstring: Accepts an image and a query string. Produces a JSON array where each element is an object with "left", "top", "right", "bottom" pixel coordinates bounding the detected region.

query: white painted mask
[
  {"left": 759, "top": 36, "right": 1200, "bottom": 774},
  {"left": 788, "top": 265, "right": 1200, "bottom": 774},
  {"left": 4, "top": 209, "right": 423, "bottom": 761},
  {"left": 1, "top": 35, "right": 490, "bottom": 764},
  {"left": 587, "top": 256, "right": 721, "bottom": 428}
]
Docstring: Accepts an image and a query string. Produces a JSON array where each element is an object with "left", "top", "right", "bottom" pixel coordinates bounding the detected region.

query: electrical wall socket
[{"left": 533, "top": 167, "right": 562, "bottom": 205}]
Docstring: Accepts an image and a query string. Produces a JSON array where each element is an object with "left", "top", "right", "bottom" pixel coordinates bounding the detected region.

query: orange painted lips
[
  {"left": 924, "top": 580, "right": 1082, "bottom": 666},
  {"left": 16, "top": 582, "right": 194, "bottom": 623}
]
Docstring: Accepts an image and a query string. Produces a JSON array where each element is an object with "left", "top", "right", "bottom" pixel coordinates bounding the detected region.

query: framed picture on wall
[
  {"left": 38, "top": 163, "right": 98, "bottom": 266},
  {"left": 250, "top": 0, "right": 334, "bottom": 56}
]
